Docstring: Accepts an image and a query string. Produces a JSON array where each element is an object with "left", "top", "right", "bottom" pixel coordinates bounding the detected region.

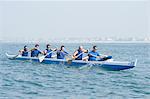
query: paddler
[
  {"left": 72, "top": 46, "right": 88, "bottom": 60},
  {"left": 19, "top": 45, "right": 28, "bottom": 56},
  {"left": 31, "top": 44, "right": 43, "bottom": 57},
  {"left": 57, "top": 45, "right": 69, "bottom": 59},
  {"left": 43, "top": 44, "right": 57, "bottom": 58},
  {"left": 88, "top": 46, "right": 101, "bottom": 61},
  {"left": 86, "top": 46, "right": 112, "bottom": 61}
]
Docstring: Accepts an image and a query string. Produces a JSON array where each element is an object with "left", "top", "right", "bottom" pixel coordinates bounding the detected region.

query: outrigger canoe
[{"left": 6, "top": 53, "right": 137, "bottom": 71}]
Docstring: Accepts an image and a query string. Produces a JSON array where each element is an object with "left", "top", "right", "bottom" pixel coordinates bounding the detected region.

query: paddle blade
[
  {"left": 67, "top": 59, "right": 72, "bottom": 64},
  {"left": 66, "top": 57, "right": 76, "bottom": 64},
  {"left": 39, "top": 55, "right": 45, "bottom": 62}
]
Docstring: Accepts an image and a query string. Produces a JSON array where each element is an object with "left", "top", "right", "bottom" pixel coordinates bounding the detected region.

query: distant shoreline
[{"left": 0, "top": 41, "right": 150, "bottom": 44}]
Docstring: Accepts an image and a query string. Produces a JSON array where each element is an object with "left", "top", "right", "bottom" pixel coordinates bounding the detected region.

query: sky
[{"left": 0, "top": 0, "right": 149, "bottom": 41}]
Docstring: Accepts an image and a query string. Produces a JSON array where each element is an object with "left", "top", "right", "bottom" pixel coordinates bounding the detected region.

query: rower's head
[
  {"left": 24, "top": 45, "right": 28, "bottom": 51},
  {"left": 79, "top": 46, "right": 83, "bottom": 51},
  {"left": 93, "top": 45, "right": 97, "bottom": 52},
  {"left": 46, "top": 44, "right": 51, "bottom": 49},
  {"left": 35, "top": 44, "right": 39, "bottom": 49},
  {"left": 60, "top": 45, "right": 65, "bottom": 51}
]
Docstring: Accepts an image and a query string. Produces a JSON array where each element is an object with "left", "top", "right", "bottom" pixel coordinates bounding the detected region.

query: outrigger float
[{"left": 6, "top": 53, "right": 137, "bottom": 71}]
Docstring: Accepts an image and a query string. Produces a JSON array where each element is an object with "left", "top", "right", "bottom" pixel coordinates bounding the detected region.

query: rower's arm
[
  {"left": 88, "top": 53, "right": 92, "bottom": 57},
  {"left": 38, "top": 50, "right": 44, "bottom": 55},
  {"left": 97, "top": 53, "right": 101, "bottom": 58},
  {"left": 88, "top": 53, "right": 100, "bottom": 58},
  {"left": 99, "top": 53, "right": 108, "bottom": 58},
  {"left": 82, "top": 56, "right": 89, "bottom": 61},
  {"left": 83, "top": 49, "right": 88, "bottom": 53},
  {"left": 40, "top": 51, "right": 44, "bottom": 55},
  {"left": 19, "top": 49, "right": 23, "bottom": 55},
  {"left": 64, "top": 51, "right": 69, "bottom": 55},
  {"left": 28, "top": 48, "right": 34, "bottom": 52},
  {"left": 73, "top": 51, "right": 78, "bottom": 58},
  {"left": 43, "top": 50, "right": 47, "bottom": 55}
]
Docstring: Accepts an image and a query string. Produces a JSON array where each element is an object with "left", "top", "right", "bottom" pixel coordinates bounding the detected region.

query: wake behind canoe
[{"left": 5, "top": 53, "right": 137, "bottom": 71}]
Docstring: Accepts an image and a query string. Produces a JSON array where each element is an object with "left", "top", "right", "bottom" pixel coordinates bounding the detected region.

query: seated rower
[
  {"left": 31, "top": 44, "right": 43, "bottom": 57},
  {"left": 43, "top": 44, "right": 57, "bottom": 58},
  {"left": 57, "top": 45, "right": 69, "bottom": 59},
  {"left": 85, "top": 46, "right": 112, "bottom": 61},
  {"left": 19, "top": 45, "right": 28, "bottom": 56},
  {"left": 88, "top": 46, "right": 100, "bottom": 61},
  {"left": 73, "top": 46, "right": 88, "bottom": 60}
]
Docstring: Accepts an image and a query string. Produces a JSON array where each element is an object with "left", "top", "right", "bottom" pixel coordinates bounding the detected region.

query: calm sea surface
[{"left": 0, "top": 43, "right": 150, "bottom": 99}]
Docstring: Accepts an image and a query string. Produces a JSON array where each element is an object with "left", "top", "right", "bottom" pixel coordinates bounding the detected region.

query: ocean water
[{"left": 0, "top": 43, "right": 150, "bottom": 99}]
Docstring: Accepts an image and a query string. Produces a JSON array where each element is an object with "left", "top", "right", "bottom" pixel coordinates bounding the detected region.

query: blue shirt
[
  {"left": 31, "top": 49, "right": 41, "bottom": 57},
  {"left": 88, "top": 51, "right": 100, "bottom": 61},
  {"left": 45, "top": 49, "right": 52, "bottom": 58},
  {"left": 57, "top": 50, "right": 68, "bottom": 59}
]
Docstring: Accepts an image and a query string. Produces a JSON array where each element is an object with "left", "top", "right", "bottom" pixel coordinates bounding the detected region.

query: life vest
[
  {"left": 22, "top": 50, "right": 28, "bottom": 56},
  {"left": 75, "top": 49, "right": 83, "bottom": 60},
  {"left": 45, "top": 49, "right": 52, "bottom": 58},
  {"left": 31, "top": 49, "right": 41, "bottom": 57}
]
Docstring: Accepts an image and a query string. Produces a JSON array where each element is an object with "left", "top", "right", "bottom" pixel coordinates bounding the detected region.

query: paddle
[
  {"left": 98, "top": 56, "right": 112, "bottom": 61},
  {"left": 67, "top": 52, "right": 84, "bottom": 64},
  {"left": 39, "top": 51, "right": 54, "bottom": 62},
  {"left": 89, "top": 54, "right": 112, "bottom": 61}
]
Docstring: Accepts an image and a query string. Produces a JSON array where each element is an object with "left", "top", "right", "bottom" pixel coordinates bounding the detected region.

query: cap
[
  {"left": 46, "top": 44, "right": 51, "bottom": 48},
  {"left": 35, "top": 44, "right": 39, "bottom": 47},
  {"left": 93, "top": 46, "right": 97, "bottom": 50},
  {"left": 61, "top": 45, "right": 65, "bottom": 48},
  {"left": 24, "top": 45, "right": 27, "bottom": 49}
]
